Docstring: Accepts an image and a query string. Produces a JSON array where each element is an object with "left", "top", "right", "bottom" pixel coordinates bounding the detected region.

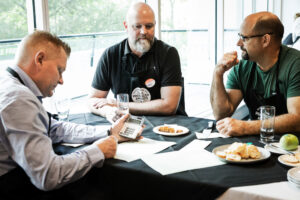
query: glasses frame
[{"left": 238, "top": 32, "right": 273, "bottom": 42}]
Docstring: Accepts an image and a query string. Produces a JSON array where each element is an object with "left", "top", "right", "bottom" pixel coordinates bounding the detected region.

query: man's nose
[
  {"left": 140, "top": 26, "right": 147, "bottom": 34},
  {"left": 58, "top": 77, "right": 64, "bottom": 85},
  {"left": 237, "top": 38, "right": 242, "bottom": 46}
]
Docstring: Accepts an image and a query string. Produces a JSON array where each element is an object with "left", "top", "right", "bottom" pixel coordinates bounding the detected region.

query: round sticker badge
[
  {"left": 145, "top": 78, "right": 155, "bottom": 88},
  {"left": 132, "top": 87, "right": 151, "bottom": 102}
]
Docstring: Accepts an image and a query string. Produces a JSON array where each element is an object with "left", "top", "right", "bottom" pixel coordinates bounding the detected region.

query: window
[
  {"left": 48, "top": 0, "right": 143, "bottom": 97},
  {"left": 160, "top": 0, "right": 213, "bottom": 84},
  {"left": 224, "top": 0, "right": 243, "bottom": 54},
  {"left": 0, "top": 0, "right": 28, "bottom": 71}
]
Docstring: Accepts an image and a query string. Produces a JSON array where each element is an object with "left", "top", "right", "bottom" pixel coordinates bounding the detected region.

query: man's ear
[
  {"left": 262, "top": 34, "right": 271, "bottom": 48},
  {"left": 34, "top": 51, "right": 45, "bottom": 68}
]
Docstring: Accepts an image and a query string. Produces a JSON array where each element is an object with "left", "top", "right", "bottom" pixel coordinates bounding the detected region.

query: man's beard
[
  {"left": 134, "top": 38, "right": 153, "bottom": 54},
  {"left": 241, "top": 48, "right": 249, "bottom": 60}
]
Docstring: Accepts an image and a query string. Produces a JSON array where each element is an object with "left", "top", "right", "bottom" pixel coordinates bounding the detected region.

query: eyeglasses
[
  {"left": 238, "top": 32, "right": 273, "bottom": 42},
  {"left": 132, "top": 23, "right": 155, "bottom": 31}
]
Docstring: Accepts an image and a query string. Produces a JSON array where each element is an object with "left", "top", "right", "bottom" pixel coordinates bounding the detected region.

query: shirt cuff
[{"left": 83, "top": 144, "right": 105, "bottom": 168}]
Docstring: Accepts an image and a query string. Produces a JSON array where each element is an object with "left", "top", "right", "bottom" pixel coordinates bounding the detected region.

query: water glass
[
  {"left": 117, "top": 93, "right": 129, "bottom": 115},
  {"left": 55, "top": 98, "right": 70, "bottom": 121},
  {"left": 260, "top": 105, "right": 276, "bottom": 142}
]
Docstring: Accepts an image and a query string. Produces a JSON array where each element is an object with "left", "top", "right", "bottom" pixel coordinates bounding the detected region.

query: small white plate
[
  {"left": 288, "top": 167, "right": 300, "bottom": 182},
  {"left": 278, "top": 155, "right": 300, "bottom": 167},
  {"left": 153, "top": 125, "right": 189, "bottom": 136},
  {"left": 264, "top": 143, "right": 300, "bottom": 154},
  {"left": 212, "top": 144, "right": 271, "bottom": 164}
]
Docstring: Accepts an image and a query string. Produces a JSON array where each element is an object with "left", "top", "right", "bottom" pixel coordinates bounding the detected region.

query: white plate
[
  {"left": 264, "top": 143, "right": 300, "bottom": 155},
  {"left": 153, "top": 125, "right": 189, "bottom": 136},
  {"left": 278, "top": 155, "right": 300, "bottom": 167},
  {"left": 288, "top": 167, "right": 300, "bottom": 182},
  {"left": 212, "top": 144, "right": 271, "bottom": 164}
]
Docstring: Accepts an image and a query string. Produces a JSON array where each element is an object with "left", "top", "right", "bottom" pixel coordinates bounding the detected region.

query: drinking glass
[
  {"left": 260, "top": 105, "right": 276, "bottom": 142},
  {"left": 55, "top": 98, "right": 70, "bottom": 121},
  {"left": 117, "top": 93, "right": 129, "bottom": 115}
]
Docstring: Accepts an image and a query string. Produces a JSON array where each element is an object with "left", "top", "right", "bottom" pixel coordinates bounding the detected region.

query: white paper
[
  {"left": 141, "top": 139, "right": 224, "bottom": 175},
  {"left": 60, "top": 143, "right": 84, "bottom": 147},
  {"left": 195, "top": 132, "right": 230, "bottom": 139},
  {"left": 114, "top": 137, "right": 176, "bottom": 162},
  {"left": 180, "top": 139, "right": 211, "bottom": 151}
]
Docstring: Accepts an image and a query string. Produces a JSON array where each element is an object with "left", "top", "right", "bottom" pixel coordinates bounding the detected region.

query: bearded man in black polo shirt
[{"left": 89, "top": 2, "right": 186, "bottom": 120}]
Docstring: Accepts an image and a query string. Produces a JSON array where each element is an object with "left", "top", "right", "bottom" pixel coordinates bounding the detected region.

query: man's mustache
[{"left": 240, "top": 47, "right": 246, "bottom": 51}]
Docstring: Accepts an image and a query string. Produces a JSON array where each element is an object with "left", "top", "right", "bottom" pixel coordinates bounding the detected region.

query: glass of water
[
  {"left": 117, "top": 93, "right": 129, "bottom": 116},
  {"left": 55, "top": 98, "right": 70, "bottom": 121},
  {"left": 260, "top": 105, "right": 276, "bottom": 143}
]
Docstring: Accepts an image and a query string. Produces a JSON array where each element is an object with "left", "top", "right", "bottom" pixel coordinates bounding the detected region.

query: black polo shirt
[{"left": 92, "top": 38, "right": 182, "bottom": 115}]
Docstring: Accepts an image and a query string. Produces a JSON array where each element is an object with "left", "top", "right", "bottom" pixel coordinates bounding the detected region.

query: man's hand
[
  {"left": 92, "top": 98, "right": 117, "bottom": 109},
  {"left": 216, "top": 117, "right": 246, "bottom": 136},
  {"left": 89, "top": 97, "right": 117, "bottom": 118},
  {"left": 110, "top": 114, "right": 144, "bottom": 143},
  {"left": 94, "top": 136, "right": 118, "bottom": 158},
  {"left": 215, "top": 51, "right": 239, "bottom": 76}
]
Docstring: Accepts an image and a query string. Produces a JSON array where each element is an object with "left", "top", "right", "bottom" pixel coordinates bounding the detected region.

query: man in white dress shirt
[{"left": 0, "top": 31, "right": 142, "bottom": 196}]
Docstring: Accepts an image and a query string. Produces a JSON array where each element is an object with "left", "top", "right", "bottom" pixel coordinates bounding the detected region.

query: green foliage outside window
[{"left": 48, "top": 0, "right": 131, "bottom": 35}]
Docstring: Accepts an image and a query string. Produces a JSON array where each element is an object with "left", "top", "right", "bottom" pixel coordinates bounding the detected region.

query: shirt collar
[{"left": 11, "top": 65, "right": 43, "bottom": 98}]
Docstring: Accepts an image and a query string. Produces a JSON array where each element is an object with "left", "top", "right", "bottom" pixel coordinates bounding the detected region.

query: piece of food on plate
[
  {"left": 216, "top": 151, "right": 227, "bottom": 159},
  {"left": 176, "top": 129, "right": 183, "bottom": 133},
  {"left": 295, "top": 152, "right": 300, "bottom": 161},
  {"left": 281, "top": 154, "right": 299, "bottom": 163},
  {"left": 158, "top": 126, "right": 183, "bottom": 133},
  {"left": 226, "top": 153, "right": 241, "bottom": 161},
  {"left": 216, "top": 142, "right": 261, "bottom": 161},
  {"left": 247, "top": 144, "right": 261, "bottom": 159},
  {"left": 158, "top": 126, "right": 174, "bottom": 133},
  {"left": 226, "top": 142, "right": 247, "bottom": 155}
]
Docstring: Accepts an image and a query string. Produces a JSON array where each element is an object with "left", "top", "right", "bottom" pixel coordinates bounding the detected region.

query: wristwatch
[{"left": 107, "top": 128, "right": 112, "bottom": 136}]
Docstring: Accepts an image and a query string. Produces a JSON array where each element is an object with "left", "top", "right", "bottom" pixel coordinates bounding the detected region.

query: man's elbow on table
[
  {"left": 31, "top": 176, "right": 58, "bottom": 191},
  {"left": 213, "top": 109, "right": 233, "bottom": 121},
  {"left": 160, "top": 101, "right": 178, "bottom": 115}
]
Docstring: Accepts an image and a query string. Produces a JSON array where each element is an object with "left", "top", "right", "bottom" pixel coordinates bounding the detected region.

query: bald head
[
  {"left": 126, "top": 2, "right": 155, "bottom": 24},
  {"left": 15, "top": 31, "right": 71, "bottom": 67},
  {"left": 124, "top": 2, "right": 156, "bottom": 57},
  {"left": 242, "top": 12, "right": 284, "bottom": 44}
]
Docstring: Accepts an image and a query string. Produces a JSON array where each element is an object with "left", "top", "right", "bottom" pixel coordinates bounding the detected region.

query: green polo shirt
[{"left": 226, "top": 45, "right": 300, "bottom": 99}]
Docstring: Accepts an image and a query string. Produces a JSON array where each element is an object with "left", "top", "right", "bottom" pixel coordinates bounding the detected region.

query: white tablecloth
[{"left": 218, "top": 181, "right": 300, "bottom": 200}]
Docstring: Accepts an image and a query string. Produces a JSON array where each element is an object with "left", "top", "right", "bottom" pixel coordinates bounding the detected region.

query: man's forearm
[
  {"left": 129, "top": 99, "right": 177, "bottom": 115},
  {"left": 243, "top": 113, "right": 300, "bottom": 135},
  {"left": 274, "top": 113, "right": 300, "bottom": 133},
  {"left": 210, "top": 73, "right": 233, "bottom": 120}
]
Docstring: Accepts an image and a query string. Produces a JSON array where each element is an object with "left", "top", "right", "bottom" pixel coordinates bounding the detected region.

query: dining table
[{"left": 53, "top": 112, "right": 300, "bottom": 200}]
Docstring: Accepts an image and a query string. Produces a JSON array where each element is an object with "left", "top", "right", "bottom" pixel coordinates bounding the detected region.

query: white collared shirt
[{"left": 0, "top": 66, "right": 108, "bottom": 190}]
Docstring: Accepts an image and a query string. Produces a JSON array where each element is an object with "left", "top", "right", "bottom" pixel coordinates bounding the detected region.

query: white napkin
[{"left": 195, "top": 132, "right": 230, "bottom": 139}]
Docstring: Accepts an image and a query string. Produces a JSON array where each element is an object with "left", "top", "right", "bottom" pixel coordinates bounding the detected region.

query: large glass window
[
  {"left": 223, "top": 0, "right": 243, "bottom": 54},
  {"left": 0, "top": 0, "right": 28, "bottom": 71},
  {"left": 160, "top": 0, "right": 213, "bottom": 84},
  {"left": 255, "top": 0, "right": 269, "bottom": 12},
  {"left": 48, "top": 0, "right": 143, "bottom": 98}
]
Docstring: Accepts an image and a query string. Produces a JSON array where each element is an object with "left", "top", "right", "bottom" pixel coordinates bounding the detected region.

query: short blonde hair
[{"left": 26, "top": 30, "right": 71, "bottom": 57}]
